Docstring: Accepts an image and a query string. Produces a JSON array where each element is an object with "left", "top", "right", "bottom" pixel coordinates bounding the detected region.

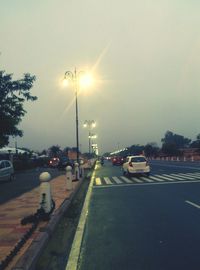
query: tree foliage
[
  {"left": 48, "top": 145, "right": 61, "bottom": 157},
  {"left": 144, "top": 142, "right": 159, "bottom": 157},
  {"left": 128, "top": 145, "right": 144, "bottom": 155},
  {"left": 161, "top": 131, "right": 191, "bottom": 156},
  {"left": 0, "top": 70, "right": 37, "bottom": 147},
  {"left": 190, "top": 133, "right": 200, "bottom": 149}
]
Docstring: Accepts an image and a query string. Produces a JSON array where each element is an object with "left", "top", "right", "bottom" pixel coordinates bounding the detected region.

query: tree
[
  {"left": 48, "top": 145, "right": 61, "bottom": 157},
  {"left": 128, "top": 145, "right": 144, "bottom": 155},
  {"left": 190, "top": 134, "right": 200, "bottom": 149},
  {"left": 161, "top": 131, "right": 191, "bottom": 149},
  {"left": 161, "top": 131, "right": 191, "bottom": 156},
  {"left": 0, "top": 71, "right": 37, "bottom": 147},
  {"left": 144, "top": 142, "right": 159, "bottom": 157}
]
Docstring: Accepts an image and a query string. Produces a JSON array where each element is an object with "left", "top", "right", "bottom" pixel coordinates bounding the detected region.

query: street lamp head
[
  {"left": 63, "top": 77, "right": 69, "bottom": 87},
  {"left": 89, "top": 134, "right": 97, "bottom": 139},
  {"left": 79, "top": 73, "right": 93, "bottom": 88},
  {"left": 83, "top": 120, "right": 96, "bottom": 129}
]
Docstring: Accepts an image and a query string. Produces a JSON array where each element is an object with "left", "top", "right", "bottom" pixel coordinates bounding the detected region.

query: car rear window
[{"left": 131, "top": 157, "right": 146, "bottom": 162}]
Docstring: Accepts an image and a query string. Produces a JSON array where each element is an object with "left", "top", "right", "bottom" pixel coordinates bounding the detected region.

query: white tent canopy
[{"left": 0, "top": 147, "right": 29, "bottom": 154}]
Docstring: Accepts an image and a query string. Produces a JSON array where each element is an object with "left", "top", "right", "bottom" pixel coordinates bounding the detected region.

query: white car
[
  {"left": 0, "top": 160, "right": 15, "bottom": 182},
  {"left": 122, "top": 155, "right": 150, "bottom": 177}
]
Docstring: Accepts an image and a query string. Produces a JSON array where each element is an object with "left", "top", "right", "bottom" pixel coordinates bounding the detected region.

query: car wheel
[
  {"left": 146, "top": 172, "right": 150, "bottom": 177},
  {"left": 127, "top": 171, "right": 131, "bottom": 177}
]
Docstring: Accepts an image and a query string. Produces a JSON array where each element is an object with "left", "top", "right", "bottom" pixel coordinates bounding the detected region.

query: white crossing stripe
[
  {"left": 121, "top": 176, "right": 133, "bottom": 184},
  {"left": 95, "top": 178, "right": 102, "bottom": 185},
  {"left": 184, "top": 172, "right": 200, "bottom": 178},
  {"left": 165, "top": 174, "right": 192, "bottom": 181},
  {"left": 148, "top": 175, "right": 165, "bottom": 182},
  {"left": 112, "top": 176, "right": 123, "bottom": 184},
  {"left": 131, "top": 177, "right": 143, "bottom": 183},
  {"left": 104, "top": 177, "right": 112, "bottom": 185},
  {"left": 172, "top": 173, "right": 198, "bottom": 180},
  {"left": 185, "top": 200, "right": 200, "bottom": 209},
  {"left": 156, "top": 175, "right": 175, "bottom": 181},
  {"left": 95, "top": 172, "right": 200, "bottom": 187},
  {"left": 140, "top": 176, "right": 154, "bottom": 182}
]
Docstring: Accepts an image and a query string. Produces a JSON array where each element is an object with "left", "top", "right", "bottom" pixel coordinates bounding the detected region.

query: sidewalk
[{"left": 0, "top": 173, "right": 83, "bottom": 270}]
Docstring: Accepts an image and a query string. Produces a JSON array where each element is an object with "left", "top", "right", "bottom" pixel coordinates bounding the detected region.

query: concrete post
[
  {"left": 39, "top": 172, "right": 53, "bottom": 214},
  {"left": 66, "top": 166, "right": 73, "bottom": 190},
  {"left": 80, "top": 160, "right": 84, "bottom": 179},
  {"left": 191, "top": 156, "right": 194, "bottom": 162},
  {"left": 184, "top": 156, "right": 186, "bottom": 162},
  {"left": 74, "top": 162, "right": 80, "bottom": 180}
]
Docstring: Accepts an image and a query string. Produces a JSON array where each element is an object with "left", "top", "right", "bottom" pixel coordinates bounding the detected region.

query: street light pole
[
  {"left": 64, "top": 68, "right": 80, "bottom": 164},
  {"left": 74, "top": 69, "right": 79, "bottom": 164},
  {"left": 64, "top": 68, "right": 93, "bottom": 164}
]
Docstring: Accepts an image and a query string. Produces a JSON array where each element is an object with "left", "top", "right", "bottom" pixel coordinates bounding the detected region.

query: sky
[{"left": 1, "top": 0, "right": 200, "bottom": 154}]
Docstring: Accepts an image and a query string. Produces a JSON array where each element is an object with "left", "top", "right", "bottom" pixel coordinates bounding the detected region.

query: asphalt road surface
[{"left": 78, "top": 160, "right": 200, "bottom": 270}]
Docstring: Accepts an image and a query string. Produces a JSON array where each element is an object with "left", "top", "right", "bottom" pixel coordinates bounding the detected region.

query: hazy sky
[{"left": 1, "top": 0, "right": 200, "bottom": 154}]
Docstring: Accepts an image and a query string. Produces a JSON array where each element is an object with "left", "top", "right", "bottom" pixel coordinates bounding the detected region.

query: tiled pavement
[{"left": 0, "top": 174, "right": 80, "bottom": 270}]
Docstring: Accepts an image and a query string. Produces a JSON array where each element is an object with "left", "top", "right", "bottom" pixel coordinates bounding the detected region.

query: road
[
  {"left": 77, "top": 160, "right": 200, "bottom": 270},
  {"left": 0, "top": 167, "right": 63, "bottom": 204}
]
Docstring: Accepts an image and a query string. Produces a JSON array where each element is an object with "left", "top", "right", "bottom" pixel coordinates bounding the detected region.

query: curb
[
  {"left": 12, "top": 178, "right": 84, "bottom": 270},
  {"left": 65, "top": 163, "right": 97, "bottom": 270}
]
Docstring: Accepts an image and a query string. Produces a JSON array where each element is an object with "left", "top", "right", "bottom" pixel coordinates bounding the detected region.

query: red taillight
[{"left": 129, "top": 162, "right": 133, "bottom": 167}]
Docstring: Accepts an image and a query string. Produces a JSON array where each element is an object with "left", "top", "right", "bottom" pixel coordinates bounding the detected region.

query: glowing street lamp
[
  {"left": 83, "top": 120, "right": 96, "bottom": 154},
  {"left": 63, "top": 68, "right": 93, "bottom": 163}
]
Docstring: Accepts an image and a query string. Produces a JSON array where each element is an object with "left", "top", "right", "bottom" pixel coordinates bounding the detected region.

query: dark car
[
  {"left": 48, "top": 157, "right": 60, "bottom": 168},
  {"left": 57, "top": 157, "right": 74, "bottom": 170},
  {"left": 111, "top": 156, "right": 124, "bottom": 166}
]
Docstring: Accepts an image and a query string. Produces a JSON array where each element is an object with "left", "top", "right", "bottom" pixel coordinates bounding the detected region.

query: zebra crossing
[{"left": 94, "top": 172, "right": 200, "bottom": 186}]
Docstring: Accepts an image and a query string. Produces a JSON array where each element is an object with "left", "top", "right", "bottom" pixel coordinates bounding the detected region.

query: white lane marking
[
  {"left": 66, "top": 164, "right": 97, "bottom": 270},
  {"left": 131, "top": 177, "right": 143, "bottom": 183},
  {"left": 95, "top": 178, "right": 102, "bottom": 185},
  {"left": 168, "top": 173, "right": 196, "bottom": 181},
  {"left": 185, "top": 200, "right": 200, "bottom": 209},
  {"left": 112, "top": 176, "right": 123, "bottom": 184},
  {"left": 148, "top": 175, "right": 165, "bottom": 182},
  {"left": 156, "top": 175, "right": 174, "bottom": 181},
  {"left": 140, "top": 176, "right": 154, "bottom": 182},
  {"left": 93, "top": 179, "right": 200, "bottom": 189},
  {"left": 104, "top": 177, "right": 112, "bottom": 185},
  {"left": 121, "top": 176, "right": 133, "bottom": 183}
]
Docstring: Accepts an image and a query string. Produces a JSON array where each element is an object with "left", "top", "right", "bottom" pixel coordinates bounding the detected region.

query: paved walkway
[{"left": 0, "top": 174, "right": 80, "bottom": 270}]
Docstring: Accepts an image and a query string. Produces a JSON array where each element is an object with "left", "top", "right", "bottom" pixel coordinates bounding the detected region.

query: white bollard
[
  {"left": 80, "top": 160, "right": 84, "bottom": 179},
  {"left": 74, "top": 162, "right": 80, "bottom": 180},
  {"left": 39, "top": 172, "right": 53, "bottom": 214},
  {"left": 177, "top": 157, "right": 179, "bottom": 161},
  {"left": 191, "top": 156, "right": 194, "bottom": 162},
  {"left": 66, "top": 166, "right": 73, "bottom": 190},
  {"left": 184, "top": 156, "right": 186, "bottom": 162}
]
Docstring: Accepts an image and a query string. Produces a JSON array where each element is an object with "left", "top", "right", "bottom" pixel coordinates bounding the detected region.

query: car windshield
[{"left": 131, "top": 157, "right": 146, "bottom": 163}]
